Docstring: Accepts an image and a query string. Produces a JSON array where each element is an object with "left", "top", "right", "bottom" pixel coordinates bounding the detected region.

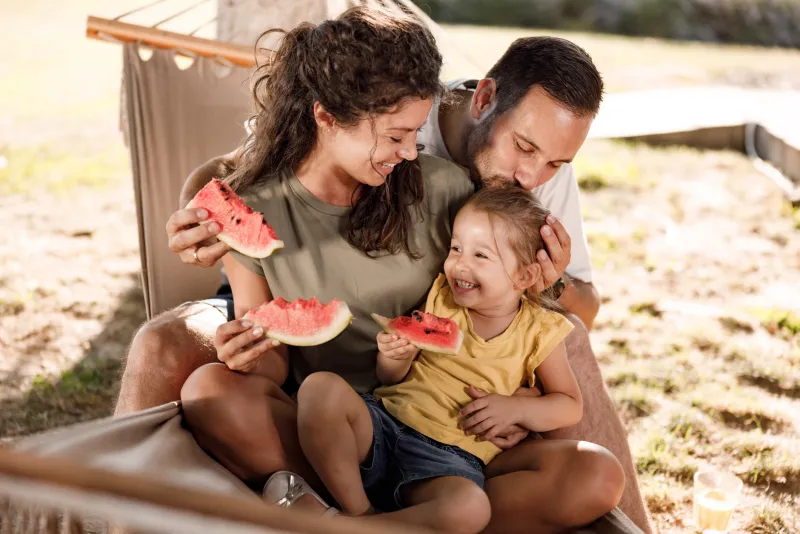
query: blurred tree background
[{"left": 411, "top": 0, "right": 800, "bottom": 48}]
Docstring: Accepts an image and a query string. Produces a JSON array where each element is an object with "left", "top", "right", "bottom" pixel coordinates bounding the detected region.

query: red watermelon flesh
[
  {"left": 244, "top": 297, "right": 353, "bottom": 346},
  {"left": 371, "top": 310, "right": 463, "bottom": 355},
  {"left": 187, "top": 178, "right": 284, "bottom": 258}
]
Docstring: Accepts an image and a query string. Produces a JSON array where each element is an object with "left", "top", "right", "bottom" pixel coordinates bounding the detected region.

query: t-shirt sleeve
[
  {"left": 423, "top": 273, "right": 449, "bottom": 314},
  {"left": 226, "top": 249, "right": 266, "bottom": 278},
  {"left": 544, "top": 165, "right": 593, "bottom": 283},
  {"left": 525, "top": 310, "right": 574, "bottom": 384}
]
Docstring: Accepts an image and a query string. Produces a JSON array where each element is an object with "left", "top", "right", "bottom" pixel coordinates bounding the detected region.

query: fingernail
[
  {"left": 197, "top": 209, "right": 208, "bottom": 219},
  {"left": 252, "top": 327, "right": 263, "bottom": 337},
  {"left": 546, "top": 214, "right": 556, "bottom": 224},
  {"left": 541, "top": 226, "right": 552, "bottom": 236},
  {"left": 241, "top": 320, "right": 253, "bottom": 328},
  {"left": 208, "top": 222, "right": 220, "bottom": 233},
  {"left": 272, "top": 340, "right": 281, "bottom": 347},
  {"left": 538, "top": 250, "right": 547, "bottom": 260}
]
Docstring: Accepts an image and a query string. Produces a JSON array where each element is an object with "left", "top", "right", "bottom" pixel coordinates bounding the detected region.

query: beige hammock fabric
[
  {"left": 9, "top": 402, "right": 642, "bottom": 533},
  {"left": 122, "top": 43, "right": 252, "bottom": 318}
]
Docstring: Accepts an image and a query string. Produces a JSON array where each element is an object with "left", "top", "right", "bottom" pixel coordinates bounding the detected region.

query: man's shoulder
[
  {"left": 532, "top": 162, "right": 576, "bottom": 200},
  {"left": 546, "top": 163, "right": 576, "bottom": 187}
]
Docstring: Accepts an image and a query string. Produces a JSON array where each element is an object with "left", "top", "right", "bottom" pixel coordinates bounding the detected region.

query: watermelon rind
[
  {"left": 186, "top": 181, "right": 285, "bottom": 259},
  {"left": 246, "top": 301, "right": 354, "bottom": 347},
  {"left": 212, "top": 230, "right": 284, "bottom": 260},
  {"left": 371, "top": 313, "right": 464, "bottom": 355}
]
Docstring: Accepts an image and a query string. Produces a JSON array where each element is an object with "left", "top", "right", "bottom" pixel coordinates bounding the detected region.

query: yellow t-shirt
[{"left": 375, "top": 274, "right": 574, "bottom": 464}]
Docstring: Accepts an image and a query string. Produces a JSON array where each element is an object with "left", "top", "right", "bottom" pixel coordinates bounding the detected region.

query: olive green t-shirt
[{"left": 229, "top": 154, "right": 474, "bottom": 393}]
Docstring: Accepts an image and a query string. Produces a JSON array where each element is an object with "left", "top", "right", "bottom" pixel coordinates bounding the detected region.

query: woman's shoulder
[
  {"left": 236, "top": 171, "right": 288, "bottom": 209},
  {"left": 417, "top": 153, "right": 475, "bottom": 208}
]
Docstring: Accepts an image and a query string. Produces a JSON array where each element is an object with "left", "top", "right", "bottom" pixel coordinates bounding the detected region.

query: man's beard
[{"left": 464, "top": 112, "right": 514, "bottom": 190}]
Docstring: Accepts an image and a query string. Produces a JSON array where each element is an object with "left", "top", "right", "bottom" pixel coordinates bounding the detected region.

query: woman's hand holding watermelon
[
  {"left": 214, "top": 319, "right": 280, "bottom": 373},
  {"left": 166, "top": 207, "right": 232, "bottom": 267}
]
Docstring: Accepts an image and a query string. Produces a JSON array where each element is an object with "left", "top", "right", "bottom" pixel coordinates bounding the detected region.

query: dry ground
[{"left": 1, "top": 2, "right": 798, "bottom": 532}]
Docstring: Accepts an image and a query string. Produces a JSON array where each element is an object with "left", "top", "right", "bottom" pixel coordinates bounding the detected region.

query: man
[{"left": 118, "top": 37, "right": 653, "bottom": 532}]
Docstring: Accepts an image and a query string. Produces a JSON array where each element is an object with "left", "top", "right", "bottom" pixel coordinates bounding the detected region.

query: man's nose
[{"left": 514, "top": 163, "right": 544, "bottom": 190}]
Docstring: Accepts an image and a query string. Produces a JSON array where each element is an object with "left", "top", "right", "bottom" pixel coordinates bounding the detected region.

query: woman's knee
[
  {"left": 436, "top": 482, "right": 491, "bottom": 534},
  {"left": 181, "top": 363, "right": 282, "bottom": 438},
  {"left": 181, "top": 362, "right": 236, "bottom": 403},
  {"left": 574, "top": 442, "right": 626, "bottom": 515}
]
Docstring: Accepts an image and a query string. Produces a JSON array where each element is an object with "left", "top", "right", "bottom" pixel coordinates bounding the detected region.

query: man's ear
[
  {"left": 313, "top": 101, "right": 336, "bottom": 130},
  {"left": 516, "top": 263, "right": 542, "bottom": 291},
  {"left": 470, "top": 78, "right": 497, "bottom": 120}
]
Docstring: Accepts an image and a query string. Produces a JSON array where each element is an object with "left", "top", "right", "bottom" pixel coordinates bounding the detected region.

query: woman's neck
[
  {"left": 467, "top": 297, "right": 523, "bottom": 341},
  {"left": 294, "top": 146, "right": 359, "bottom": 207}
]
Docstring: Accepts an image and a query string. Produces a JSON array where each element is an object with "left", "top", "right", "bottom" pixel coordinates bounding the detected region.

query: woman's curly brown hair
[{"left": 226, "top": 6, "right": 444, "bottom": 258}]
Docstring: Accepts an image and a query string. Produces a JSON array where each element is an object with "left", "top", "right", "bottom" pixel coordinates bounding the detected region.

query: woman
[{"left": 181, "top": 3, "right": 472, "bottom": 490}]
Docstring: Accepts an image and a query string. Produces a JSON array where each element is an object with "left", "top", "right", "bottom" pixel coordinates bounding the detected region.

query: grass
[
  {"left": 629, "top": 302, "right": 663, "bottom": 318},
  {"left": 0, "top": 144, "right": 129, "bottom": 195},
  {"left": 737, "top": 360, "right": 800, "bottom": 400},
  {"left": 666, "top": 411, "right": 714, "bottom": 443},
  {"left": 635, "top": 434, "right": 699, "bottom": 484},
  {"left": 750, "top": 308, "right": 800, "bottom": 338},
  {"left": 747, "top": 504, "right": 794, "bottom": 534},
  {"left": 0, "top": 359, "right": 121, "bottom": 439},
  {"left": 691, "top": 391, "right": 790, "bottom": 434},
  {"left": 613, "top": 384, "right": 659, "bottom": 419},
  {"left": 573, "top": 158, "right": 649, "bottom": 191}
]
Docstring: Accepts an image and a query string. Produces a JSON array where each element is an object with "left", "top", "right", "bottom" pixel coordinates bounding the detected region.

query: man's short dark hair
[{"left": 485, "top": 36, "right": 603, "bottom": 118}]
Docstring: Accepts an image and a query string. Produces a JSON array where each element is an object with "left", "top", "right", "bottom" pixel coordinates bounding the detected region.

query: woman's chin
[{"left": 362, "top": 173, "right": 389, "bottom": 187}]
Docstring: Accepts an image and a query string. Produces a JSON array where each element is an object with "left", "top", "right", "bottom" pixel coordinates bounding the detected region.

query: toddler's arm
[
  {"left": 460, "top": 341, "right": 581, "bottom": 439},
  {"left": 376, "top": 333, "right": 420, "bottom": 385},
  {"left": 513, "top": 341, "right": 582, "bottom": 432}
]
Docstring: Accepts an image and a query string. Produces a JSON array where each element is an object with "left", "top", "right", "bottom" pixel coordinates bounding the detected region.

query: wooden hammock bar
[{"left": 86, "top": 15, "right": 256, "bottom": 67}]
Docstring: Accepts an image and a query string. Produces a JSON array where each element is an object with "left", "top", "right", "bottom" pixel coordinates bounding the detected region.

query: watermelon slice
[
  {"left": 244, "top": 297, "right": 353, "bottom": 346},
  {"left": 187, "top": 178, "right": 284, "bottom": 258},
  {"left": 371, "top": 310, "right": 463, "bottom": 355}
]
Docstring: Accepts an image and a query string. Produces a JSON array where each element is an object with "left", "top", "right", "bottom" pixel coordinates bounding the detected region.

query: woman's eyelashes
[{"left": 390, "top": 127, "right": 424, "bottom": 143}]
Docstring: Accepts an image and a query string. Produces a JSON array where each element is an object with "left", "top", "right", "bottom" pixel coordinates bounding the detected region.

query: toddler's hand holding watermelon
[
  {"left": 377, "top": 332, "right": 420, "bottom": 361},
  {"left": 214, "top": 319, "right": 281, "bottom": 373}
]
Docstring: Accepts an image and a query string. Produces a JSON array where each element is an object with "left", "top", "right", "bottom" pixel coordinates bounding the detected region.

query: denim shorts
[
  {"left": 360, "top": 394, "right": 485, "bottom": 512},
  {"left": 203, "top": 283, "right": 235, "bottom": 321}
]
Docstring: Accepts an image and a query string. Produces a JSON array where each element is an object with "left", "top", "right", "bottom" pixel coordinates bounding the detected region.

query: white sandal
[{"left": 262, "top": 471, "right": 340, "bottom": 517}]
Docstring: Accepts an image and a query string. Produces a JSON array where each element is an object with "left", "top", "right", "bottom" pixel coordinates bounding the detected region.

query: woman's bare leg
[{"left": 180, "top": 362, "right": 318, "bottom": 487}]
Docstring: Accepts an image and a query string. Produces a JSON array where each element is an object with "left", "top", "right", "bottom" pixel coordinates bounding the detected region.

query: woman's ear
[
  {"left": 312, "top": 101, "right": 336, "bottom": 130},
  {"left": 516, "top": 263, "right": 542, "bottom": 291},
  {"left": 470, "top": 79, "right": 497, "bottom": 120}
]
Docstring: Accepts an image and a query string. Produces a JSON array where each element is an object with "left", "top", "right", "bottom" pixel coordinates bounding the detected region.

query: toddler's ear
[{"left": 516, "top": 263, "right": 541, "bottom": 291}]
